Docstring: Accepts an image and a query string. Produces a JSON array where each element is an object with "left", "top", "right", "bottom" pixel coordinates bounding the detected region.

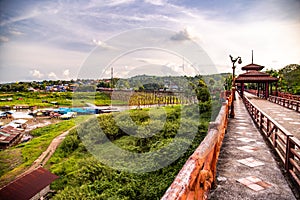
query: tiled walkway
[
  {"left": 209, "top": 93, "right": 296, "bottom": 200},
  {"left": 244, "top": 92, "right": 300, "bottom": 137}
]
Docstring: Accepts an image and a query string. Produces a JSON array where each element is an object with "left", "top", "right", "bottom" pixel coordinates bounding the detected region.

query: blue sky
[{"left": 0, "top": 0, "right": 299, "bottom": 82}]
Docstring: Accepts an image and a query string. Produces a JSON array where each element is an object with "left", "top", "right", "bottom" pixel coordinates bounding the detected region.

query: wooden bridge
[{"left": 161, "top": 91, "right": 300, "bottom": 200}]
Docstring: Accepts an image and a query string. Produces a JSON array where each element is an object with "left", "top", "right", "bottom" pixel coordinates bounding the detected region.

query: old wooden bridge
[{"left": 161, "top": 90, "right": 300, "bottom": 200}]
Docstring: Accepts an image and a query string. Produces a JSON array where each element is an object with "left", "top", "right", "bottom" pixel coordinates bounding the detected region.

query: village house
[
  {"left": 0, "top": 126, "right": 23, "bottom": 149},
  {"left": 0, "top": 167, "right": 59, "bottom": 200}
]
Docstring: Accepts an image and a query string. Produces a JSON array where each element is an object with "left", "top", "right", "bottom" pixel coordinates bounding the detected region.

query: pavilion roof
[
  {"left": 241, "top": 63, "right": 264, "bottom": 71},
  {"left": 236, "top": 71, "right": 278, "bottom": 83}
]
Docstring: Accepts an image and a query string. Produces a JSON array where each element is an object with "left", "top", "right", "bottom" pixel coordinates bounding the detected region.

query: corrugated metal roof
[
  {"left": 0, "top": 167, "right": 59, "bottom": 200},
  {"left": 0, "top": 126, "right": 22, "bottom": 143}
]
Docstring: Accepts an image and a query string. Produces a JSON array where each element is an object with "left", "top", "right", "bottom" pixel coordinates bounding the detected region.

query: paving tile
[
  {"left": 236, "top": 137, "right": 256, "bottom": 143},
  {"left": 247, "top": 176, "right": 262, "bottom": 183},
  {"left": 236, "top": 123, "right": 248, "bottom": 126},
  {"left": 236, "top": 126, "right": 248, "bottom": 130},
  {"left": 283, "top": 118, "right": 293, "bottom": 121},
  {"left": 236, "top": 131, "right": 253, "bottom": 136},
  {"left": 237, "top": 176, "right": 272, "bottom": 192},
  {"left": 256, "top": 181, "right": 272, "bottom": 188},
  {"left": 236, "top": 120, "right": 248, "bottom": 123},
  {"left": 237, "top": 157, "right": 264, "bottom": 168},
  {"left": 289, "top": 122, "right": 300, "bottom": 125},
  {"left": 237, "top": 177, "right": 252, "bottom": 185},
  {"left": 247, "top": 183, "right": 265, "bottom": 191},
  {"left": 237, "top": 145, "right": 259, "bottom": 153},
  {"left": 277, "top": 114, "right": 286, "bottom": 116},
  {"left": 256, "top": 142, "right": 264, "bottom": 145}
]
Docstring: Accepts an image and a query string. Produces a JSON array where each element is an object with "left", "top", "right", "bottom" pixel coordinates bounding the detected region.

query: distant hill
[{"left": 266, "top": 64, "right": 300, "bottom": 95}]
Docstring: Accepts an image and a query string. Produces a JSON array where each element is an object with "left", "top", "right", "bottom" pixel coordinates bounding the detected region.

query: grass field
[
  {"left": 0, "top": 118, "right": 80, "bottom": 187},
  {"left": 0, "top": 92, "right": 120, "bottom": 107}
]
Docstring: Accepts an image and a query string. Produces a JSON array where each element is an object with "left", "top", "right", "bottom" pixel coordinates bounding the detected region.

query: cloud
[
  {"left": 30, "top": 69, "right": 44, "bottom": 78},
  {"left": 0, "top": 0, "right": 300, "bottom": 81},
  {"left": 144, "top": 0, "right": 165, "bottom": 6},
  {"left": 48, "top": 72, "right": 58, "bottom": 80},
  {"left": 9, "top": 30, "right": 23, "bottom": 35},
  {"left": 106, "top": 0, "right": 135, "bottom": 6},
  {"left": 0, "top": 9, "right": 41, "bottom": 26},
  {"left": 92, "top": 39, "right": 105, "bottom": 46},
  {"left": 0, "top": 36, "right": 9, "bottom": 42},
  {"left": 63, "top": 69, "right": 70, "bottom": 79},
  {"left": 92, "top": 39, "right": 117, "bottom": 50},
  {"left": 170, "top": 27, "right": 200, "bottom": 41}
]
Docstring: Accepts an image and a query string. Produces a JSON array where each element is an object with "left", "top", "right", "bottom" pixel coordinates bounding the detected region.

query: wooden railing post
[
  {"left": 285, "top": 136, "right": 295, "bottom": 170},
  {"left": 259, "top": 113, "right": 263, "bottom": 130},
  {"left": 266, "top": 118, "right": 270, "bottom": 133}
]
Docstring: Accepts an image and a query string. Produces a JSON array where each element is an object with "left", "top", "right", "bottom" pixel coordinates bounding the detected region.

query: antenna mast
[{"left": 111, "top": 67, "right": 113, "bottom": 89}]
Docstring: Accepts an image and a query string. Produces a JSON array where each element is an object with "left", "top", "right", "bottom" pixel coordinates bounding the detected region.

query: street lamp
[{"left": 229, "top": 55, "right": 242, "bottom": 118}]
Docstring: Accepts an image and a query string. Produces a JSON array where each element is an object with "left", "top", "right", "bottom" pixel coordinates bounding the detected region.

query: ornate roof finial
[{"left": 251, "top": 50, "right": 253, "bottom": 64}]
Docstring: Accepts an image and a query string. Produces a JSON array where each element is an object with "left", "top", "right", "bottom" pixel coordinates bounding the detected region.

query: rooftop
[
  {"left": 0, "top": 167, "right": 59, "bottom": 200},
  {"left": 241, "top": 63, "right": 265, "bottom": 71},
  {"left": 0, "top": 126, "right": 22, "bottom": 144}
]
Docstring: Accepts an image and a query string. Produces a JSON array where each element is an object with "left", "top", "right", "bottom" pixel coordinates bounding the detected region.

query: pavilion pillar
[
  {"left": 275, "top": 82, "right": 278, "bottom": 96},
  {"left": 262, "top": 83, "right": 264, "bottom": 98},
  {"left": 241, "top": 82, "right": 244, "bottom": 98},
  {"left": 257, "top": 83, "right": 260, "bottom": 97},
  {"left": 270, "top": 82, "right": 273, "bottom": 96},
  {"left": 265, "top": 82, "right": 269, "bottom": 99}
]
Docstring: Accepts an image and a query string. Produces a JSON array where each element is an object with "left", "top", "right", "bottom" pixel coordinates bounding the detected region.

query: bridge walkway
[
  {"left": 209, "top": 93, "right": 296, "bottom": 199},
  {"left": 245, "top": 92, "right": 300, "bottom": 137}
]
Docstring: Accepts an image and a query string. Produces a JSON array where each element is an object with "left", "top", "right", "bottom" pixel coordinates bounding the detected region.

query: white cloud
[
  {"left": 1, "top": 0, "right": 300, "bottom": 81},
  {"left": 0, "top": 9, "right": 41, "bottom": 26},
  {"left": 9, "top": 30, "right": 23, "bottom": 35},
  {"left": 101, "top": 0, "right": 135, "bottom": 7},
  {"left": 0, "top": 36, "right": 9, "bottom": 42},
  {"left": 48, "top": 72, "right": 58, "bottom": 80},
  {"left": 63, "top": 69, "right": 70, "bottom": 79},
  {"left": 144, "top": 0, "right": 165, "bottom": 6},
  {"left": 92, "top": 39, "right": 117, "bottom": 50},
  {"left": 30, "top": 69, "right": 44, "bottom": 78},
  {"left": 92, "top": 39, "right": 105, "bottom": 46},
  {"left": 171, "top": 27, "right": 200, "bottom": 41}
]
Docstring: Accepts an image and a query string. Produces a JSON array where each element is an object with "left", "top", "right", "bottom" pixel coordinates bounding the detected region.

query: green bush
[{"left": 48, "top": 105, "right": 210, "bottom": 199}]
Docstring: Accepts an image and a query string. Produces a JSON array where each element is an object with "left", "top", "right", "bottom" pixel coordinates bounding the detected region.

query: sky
[{"left": 0, "top": 0, "right": 299, "bottom": 82}]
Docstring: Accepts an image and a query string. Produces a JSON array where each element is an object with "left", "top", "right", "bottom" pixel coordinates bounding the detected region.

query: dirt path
[{"left": 19, "top": 125, "right": 77, "bottom": 177}]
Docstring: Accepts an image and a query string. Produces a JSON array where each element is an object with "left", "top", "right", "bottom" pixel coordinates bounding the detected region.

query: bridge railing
[
  {"left": 161, "top": 92, "right": 232, "bottom": 200},
  {"left": 243, "top": 95, "right": 300, "bottom": 187},
  {"left": 268, "top": 95, "right": 300, "bottom": 113},
  {"left": 277, "top": 92, "right": 300, "bottom": 101}
]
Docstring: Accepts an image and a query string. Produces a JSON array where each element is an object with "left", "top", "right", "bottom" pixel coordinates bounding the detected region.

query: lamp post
[{"left": 229, "top": 55, "right": 242, "bottom": 118}]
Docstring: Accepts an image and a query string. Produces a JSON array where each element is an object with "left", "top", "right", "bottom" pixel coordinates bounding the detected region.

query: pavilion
[{"left": 235, "top": 62, "right": 279, "bottom": 99}]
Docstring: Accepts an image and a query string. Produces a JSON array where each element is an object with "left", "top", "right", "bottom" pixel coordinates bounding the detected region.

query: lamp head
[{"left": 238, "top": 57, "right": 242, "bottom": 64}]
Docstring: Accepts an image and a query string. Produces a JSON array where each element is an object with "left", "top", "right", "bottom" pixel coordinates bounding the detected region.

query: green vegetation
[
  {"left": 266, "top": 64, "right": 300, "bottom": 94},
  {"left": 0, "top": 119, "right": 77, "bottom": 186},
  {"left": 0, "top": 92, "right": 113, "bottom": 107},
  {"left": 0, "top": 74, "right": 224, "bottom": 199},
  {"left": 46, "top": 105, "right": 210, "bottom": 199},
  {"left": 0, "top": 80, "right": 75, "bottom": 92}
]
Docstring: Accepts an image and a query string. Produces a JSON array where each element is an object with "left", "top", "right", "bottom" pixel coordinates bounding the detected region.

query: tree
[{"left": 278, "top": 64, "right": 300, "bottom": 94}]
